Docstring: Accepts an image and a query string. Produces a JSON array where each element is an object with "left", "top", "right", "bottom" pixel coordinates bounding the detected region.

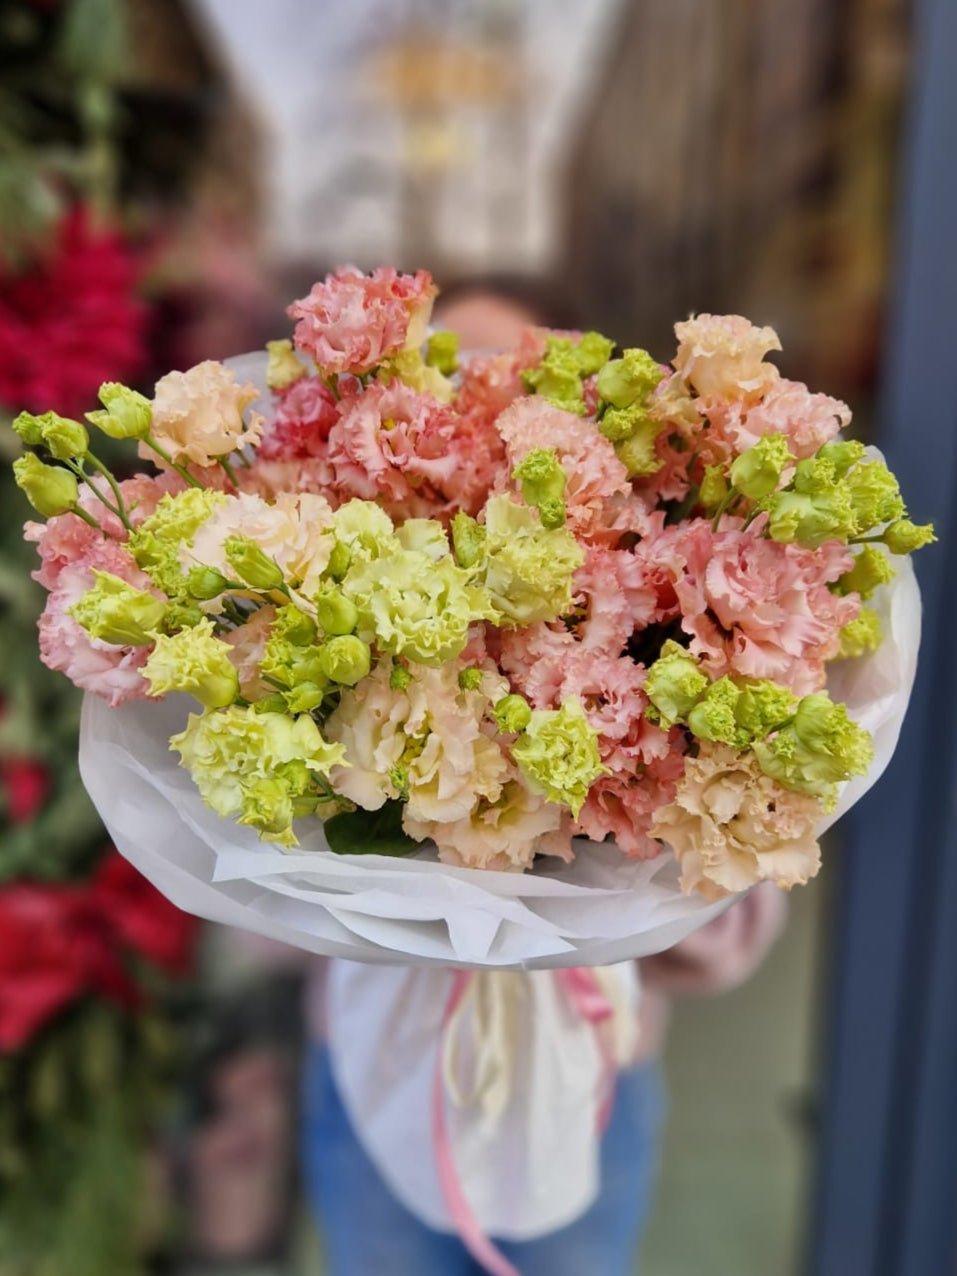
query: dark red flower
[
  {"left": 0, "top": 757, "right": 51, "bottom": 824},
  {"left": 0, "top": 206, "right": 149, "bottom": 418},
  {"left": 0, "top": 850, "right": 197, "bottom": 1053}
]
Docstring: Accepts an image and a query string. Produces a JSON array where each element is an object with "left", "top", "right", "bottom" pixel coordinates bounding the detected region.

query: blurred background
[{"left": 0, "top": 1, "right": 953, "bottom": 1274}]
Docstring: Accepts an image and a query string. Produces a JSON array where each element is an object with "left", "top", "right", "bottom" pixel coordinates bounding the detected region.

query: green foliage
[{"left": 324, "top": 799, "right": 420, "bottom": 857}]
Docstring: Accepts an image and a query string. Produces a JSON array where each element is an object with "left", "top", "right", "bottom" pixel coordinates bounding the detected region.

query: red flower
[
  {"left": 0, "top": 851, "right": 197, "bottom": 1053},
  {"left": 0, "top": 757, "right": 50, "bottom": 824},
  {"left": 0, "top": 207, "right": 149, "bottom": 418}
]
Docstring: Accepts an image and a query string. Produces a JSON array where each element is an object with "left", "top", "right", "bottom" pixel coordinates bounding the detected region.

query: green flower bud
[
  {"left": 522, "top": 338, "right": 587, "bottom": 415},
  {"left": 883, "top": 518, "right": 936, "bottom": 555},
  {"left": 326, "top": 539, "right": 352, "bottom": 581},
  {"left": 284, "top": 681, "right": 326, "bottom": 713},
  {"left": 836, "top": 545, "right": 895, "bottom": 599},
  {"left": 19, "top": 411, "right": 89, "bottom": 459},
  {"left": 837, "top": 608, "right": 883, "bottom": 659},
  {"left": 163, "top": 601, "right": 206, "bottom": 631},
  {"left": 753, "top": 691, "right": 873, "bottom": 808},
  {"left": 389, "top": 765, "right": 410, "bottom": 798},
  {"left": 425, "top": 330, "right": 459, "bottom": 376},
  {"left": 389, "top": 664, "right": 412, "bottom": 691},
  {"left": 767, "top": 486, "right": 856, "bottom": 548},
  {"left": 451, "top": 512, "right": 487, "bottom": 569},
  {"left": 615, "top": 420, "right": 666, "bottom": 477},
  {"left": 315, "top": 588, "right": 358, "bottom": 636},
  {"left": 458, "top": 667, "right": 483, "bottom": 691},
  {"left": 187, "top": 566, "right": 231, "bottom": 600},
  {"left": 71, "top": 570, "right": 167, "bottom": 646},
  {"left": 596, "top": 347, "right": 663, "bottom": 409},
  {"left": 224, "top": 536, "right": 285, "bottom": 591},
  {"left": 644, "top": 640, "right": 709, "bottom": 727},
  {"left": 13, "top": 454, "right": 79, "bottom": 517},
  {"left": 318, "top": 635, "right": 371, "bottom": 686},
  {"left": 537, "top": 496, "right": 567, "bottom": 529},
  {"left": 266, "top": 338, "right": 307, "bottom": 390},
  {"left": 273, "top": 604, "right": 317, "bottom": 647},
  {"left": 699, "top": 465, "right": 730, "bottom": 513},
  {"left": 730, "top": 435, "right": 793, "bottom": 501},
  {"left": 254, "top": 693, "right": 289, "bottom": 714},
  {"left": 575, "top": 330, "right": 616, "bottom": 377},
  {"left": 492, "top": 693, "right": 532, "bottom": 733},
  {"left": 598, "top": 403, "right": 642, "bottom": 443},
  {"left": 12, "top": 411, "right": 43, "bottom": 446},
  {"left": 86, "top": 383, "right": 153, "bottom": 440},
  {"left": 845, "top": 459, "right": 904, "bottom": 532}
]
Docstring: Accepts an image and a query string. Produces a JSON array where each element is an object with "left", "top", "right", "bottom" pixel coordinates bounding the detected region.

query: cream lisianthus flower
[
  {"left": 650, "top": 742, "right": 821, "bottom": 900},
  {"left": 143, "top": 360, "right": 263, "bottom": 467},
  {"left": 185, "top": 491, "right": 335, "bottom": 604},
  {"left": 405, "top": 777, "right": 563, "bottom": 871}
]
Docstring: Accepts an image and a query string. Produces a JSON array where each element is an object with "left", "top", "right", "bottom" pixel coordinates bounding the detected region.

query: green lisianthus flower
[
  {"left": 753, "top": 692, "right": 873, "bottom": 808},
  {"left": 396, "top": 518, "right": 450, "bottom": 560},
  {"left": 512, "top": 698, "right": 605, "bottom": 817},
  {"left": 837, "top": 545, "right": 895, "bottom": 599},
  {"left": 480, "top": 495, "right": 584, "bottom": 626},
  {"left": 815, "top": 439, "right": 866, "bottom": 479},
  {"left": 86, "top": 383, "right": 152, "bottom": 440},
  {"left": 643, "top": 641, "right": 709, "bottom": 727},
  {"left": 129, "top": 489, "right": 228, "bottom": 596},
  {"left": 837, "top": 608, "right": 883, "bottom": 659},
  {"left": 845, "top": 458, "right": 905, "bottom": 533},
  {"left": 686, "top": 675, "right": 797, "bottom": 748},
  {"left": 522, "top": 338, "right": 586, "bottom": 414},
  {"left": 730, "top": 435, "right": 793, "bottom": 501},
  {"left": 71, "top": 570, "right": 167, "bottom": 647},
  {"left": 170, "top": 706, "right": 346, "bottom": 846},
  {"left": 142, "top": 617, "right": 239, "bottom": 708},
  {"left": 344, "top": 548, "right": 493, "bottom": 665},
  {"left": 329, "top": 499, "right": 400, "bottom": 566},
  {"left": 492, "top": 693, "right": 532, "bottom": 733},
  {"left": 596, "top": 347, "right": 663, "bottom": 410}
]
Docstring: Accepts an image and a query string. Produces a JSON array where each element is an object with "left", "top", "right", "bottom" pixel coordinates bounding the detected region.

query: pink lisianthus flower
[
  {"left": 455, "top": 351, "right": 526, "bottom": 423},
  {"left": 575, "top": 752, "right": 686, "bottom": 861},
  {"left": 35, "top": 540, "right": 158, "bottom": 707},
  {"left": 648, "top": 519, "right": 858, "bottom": 694},
  {"left": 222, "top": 604, "right": 276, "bottom": 700},
  {"left": 673, "top": 314, "right": 781, "bottom": 404},
  {"left": 496, "top": 397, "right": 634, "bottom": 543},
  {"left": 288, "top": 266, "right": 436, "bottom": 377},
  {"left": 235, "top": 456, "right": 337, "bottom": 501},
  {"left": 707, "top": 378, "right": 852, "bottom": 460},
  {"left": 329, "top": 380, "right": 488, "bottom": 519},
  {"left": 258, "top": 375, "right": 339, "bottom": 459},
  {"left": 572, "top": 546, "right": 658, "bottom": 650}
]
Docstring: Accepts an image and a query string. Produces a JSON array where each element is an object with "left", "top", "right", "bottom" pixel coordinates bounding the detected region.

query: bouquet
[{"left": 13, "top": 266, "right": 931, "bottom": 969}]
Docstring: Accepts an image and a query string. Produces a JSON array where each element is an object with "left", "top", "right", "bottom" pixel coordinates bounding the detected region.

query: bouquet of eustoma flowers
[{"left": 13, "top": 267, "right": 931, "bottom": 969}]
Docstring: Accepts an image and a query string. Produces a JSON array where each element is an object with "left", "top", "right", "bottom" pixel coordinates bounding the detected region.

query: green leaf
[{"left": 323, "top": 800, "right": 420, "bottom": 857}]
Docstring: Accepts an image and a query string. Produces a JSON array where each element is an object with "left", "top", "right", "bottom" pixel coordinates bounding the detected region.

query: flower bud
[
  {"left": 492, "top": 693, "right": 532, "bottom": 734},
  {"left": 71, "top": 571, "right": 167, "bottom": 646},
  {"left": 730, "top": 435, "right": 793, "bottom": 501},
  {"left": 284, "top": 681, "right": 326, "bottom": 713},
  {"left": 458, "top": 667, "right": 482, "bottom": 691},
  {"left": 837, "top": 545, "right": 894, "bottom": 599},
  {"left": 13, "top": 454, "right": 79, "bottom": 516},
  {"left": 315, "top": 588, "right": 358, "bottom": 636},
  {"left": 266, "top": 338, "right": 307, "bottom": 390},
  {"left": 318, "top": 635, "right": 371, "bottom": 686},
  {"left": 12, "top": 411, "right": 43, "bottom": 446},
  {"left": 389, "top": 664, "right": 412, "bottom": 691},
  {"left": 451, "top": 512, "right": 486, "bottom": 569},
  {"left": 643, "top": 640, "right": 709, "bottom": 727},
  {"left": 512, "top": 448, "right": 567, "bottom": 508},
  {"left": 225, "top": 536, "right": 285, "bottom": 591},
  {"left": 537, "top": 497, "right": 566, "bottom": 529},
  {"left": 425, "top": 330, "right": 459, "bottom": 376},
  {"left": 699, "top": 465, "right": 730, "bottom": 513},
  {"left": 883, "top": 518, "right": 936, "bottom": 555},
  {"left": 187, "top": 566, "right": 231, "bottom": 600},
  {"left": 86, "top": 383, "right": 153, "bottom": 440},
  {"left": 26, "top": 411, "right": 89, "bottom": 460},
  {"left": 326, "top": 539, "right": 352, "bottom": 581}
]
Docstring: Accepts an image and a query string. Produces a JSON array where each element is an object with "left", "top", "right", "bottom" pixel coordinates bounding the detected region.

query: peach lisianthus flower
[
  {"left": 288, "top": 266, "right": 436, "bottom": 377},
  {"left": 673, "top": 314, "right": 781, "bottom": 404},
  {"left": 708, "top": 378, "right": 851, "bottom": 461},
  {"left": 406, "top": 777, "right": 564, "bottom": 871},
  {"left": 143, "top": 360, "right": 262, "bottom": 468},
  {"left": 650, "top": 742, "right": 822, "bottom": 899},
  {"left": 222, "top": 604, "right": 277, "bottom": 700},
  {"left": 185, "top": 491, "right": 336, "bottom": 602}
]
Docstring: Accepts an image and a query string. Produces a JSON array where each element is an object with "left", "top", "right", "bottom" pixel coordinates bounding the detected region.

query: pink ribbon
[{"left": 432, "top": 967, "right": 617, "bottom": 1276}]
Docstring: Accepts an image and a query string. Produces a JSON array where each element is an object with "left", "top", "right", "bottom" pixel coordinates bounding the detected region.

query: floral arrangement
[{"left": 14, "top": 267, "right": 933, "bottom": 901}]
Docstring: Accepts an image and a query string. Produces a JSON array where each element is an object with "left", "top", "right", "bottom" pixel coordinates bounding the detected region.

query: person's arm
[{"left": 640, "top": 883, "right": 788, "bottom": 997}]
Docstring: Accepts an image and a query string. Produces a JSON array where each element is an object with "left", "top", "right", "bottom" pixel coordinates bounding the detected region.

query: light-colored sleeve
[{"left": 639, "top": 883, "right": 788, "bottom": 997}]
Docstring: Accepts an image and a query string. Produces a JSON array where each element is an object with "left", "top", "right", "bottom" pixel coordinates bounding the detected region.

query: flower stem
[
  {"left": 72, "top": 505, "right": 103, "bottom": 531},
  {"left": 84, "top": 452, "right": 134, "bottom": 531},
  {"left": 218, "top": 455, "right": 241, "bottom": 488},
  {"left": 143, "top": 434, "right": 202, "bottom": 488}
]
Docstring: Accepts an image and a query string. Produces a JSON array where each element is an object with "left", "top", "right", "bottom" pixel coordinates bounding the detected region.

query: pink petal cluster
[
  {"left": 328, "top": 380, "right": 490, "bottom": 519},
  {"left": 258, "top": 375, "right": 339, "bottom": 459},
  {"left": 644, "top": 519, "right": 858, "bottom": 694},
  {"left": 288, "top": 266, "right": 436, "bottom": 376},
  {"left": 707, "top": 378, "right": 851, "bottom": 460}
]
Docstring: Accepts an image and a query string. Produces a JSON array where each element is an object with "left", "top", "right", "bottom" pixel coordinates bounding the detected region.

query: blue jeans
[{"left": 301, "top": 1044, "right": 665, "bottom": 1276}]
